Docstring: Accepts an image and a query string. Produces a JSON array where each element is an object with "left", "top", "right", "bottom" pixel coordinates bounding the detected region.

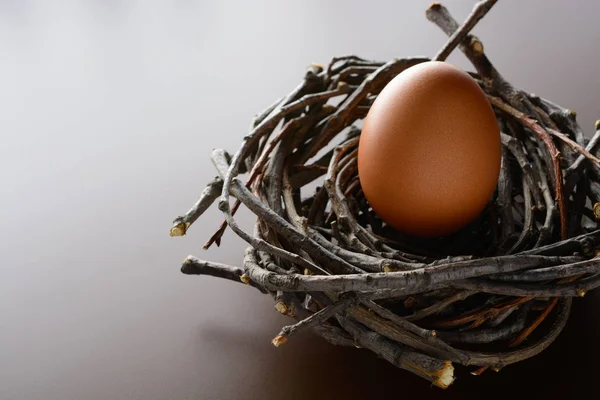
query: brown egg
[{"left": 358, "top": 61, "right": 501, "bottom": 237}]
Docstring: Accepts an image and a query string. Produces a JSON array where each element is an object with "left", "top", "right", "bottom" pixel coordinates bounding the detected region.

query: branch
[
  {"left": 500, "top": 133, "right": 545, "bottom": 211},
  {"left": 356, "top": 300, "right": 469, "bottom": 364},
  {"left": 549, "top": 127, "right": 600, "bottom": 170},
  {"left": 337, "top": 315, "right": 455, "bottom": 389},
  {"left": 280, "top": 293, "right": 357, "bottom": 347},
  {"left": 497, "top": 147, "right": 514, "bottom": 246},
  {"left": 245, "top": 247, "right": 576, "bottom": 294},
  {"left": 170, "top": 176, "right": 223, "bottom": 236},
  {"left": 509, "top": 298, "right": 558, "bottom": 347},
  {"left": 405, "top": 290, "right": 476, "bottom": 322},
  {"left": 181, "top": 256, "right": 268, "bottom": 293},
  {"left": 491, "top": 257, "right": 600, "bottom": 282},
  {"left": 435, "top": 304, "right": 529, "bottom": 344},
  {"left": 508, "top": 174, "right": 535, "bottom": 253},
  {"left": 432, "top": 0, "right": 498, "bottom": 61},
  {"left": 454, "top": 275, "right": 600, "bottom": 297},
  {"left": 489, "top": 95, "right": 567, "bottom": 240},
  {"left": 272, "top": 294, "right": 358, "bottom": 346}
]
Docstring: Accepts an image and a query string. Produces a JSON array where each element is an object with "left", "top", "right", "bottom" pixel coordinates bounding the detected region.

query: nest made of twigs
[{"left": 170, "top": 0, "right": 600, "bottom": 389}]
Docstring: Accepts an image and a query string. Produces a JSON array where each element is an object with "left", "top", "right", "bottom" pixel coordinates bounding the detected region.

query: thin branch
[
  {"left": 500, "top": 133, "right": 545, "bottom": 211},
  {"left": 509, "top": 298, "right": 558, "bottom": 347},
  {"left": 489, "top": 95, "right": 567, "bottom": 240},
  {"left": 170, "top": 176, "right": 223, "bottom": 236},
  {"left": 432, "top": 0, "right": 498, "bottom": 61},
  {"left": 272, "top": 294, "right": 358, "bottom": 346},
  {"left": 549, "top": 127, "right": 600, "bottom": 170},
  {"left": 454, "top": 275, "right": 600, "bottom": 297},
  {"left": 435, "top": 305, "right": 529, "bottom": 344},
  {"left": 181, "top": 256, "right": 268, "bottom": 294},
  {"left": 491, "top": 256, "right": 600, "bottom": 282},
  {"left": 280, "top": 293, "right": 357, "bottom": 347},
  {"left": 405, "top": 290, "right": 476, "bottom": 322},
  {"left": 337, "top": 315, "right": 455, "bottom": 389},
  {"left": 245, "top": 249, "right": 576, "bottom": 294}
]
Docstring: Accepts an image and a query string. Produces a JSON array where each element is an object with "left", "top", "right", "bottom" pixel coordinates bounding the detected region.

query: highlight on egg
[{"left": 357, "top": 61, "right": 501, "bottom": 238}]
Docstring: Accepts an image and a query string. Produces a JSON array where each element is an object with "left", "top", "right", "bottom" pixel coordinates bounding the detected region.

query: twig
[
  {"left": 549, "top": 127, "right": 600, "bottom": 170},
  {"left": 170, "top": 176, "right": 223, "bottom": 236},
  {"left": 181, "top": 256, "right": 268, "bottom": 294},
  {"left": 492, "top": 256, "right": 599, "bottom": 282},
  {"left": 435, "top": 305, "right": 529, "bottom": 344},
  {"left": 489, "top": 95, "right": 567, "bottom": 240},
  {"left": 245, "top": 250, "right": 576, "bottom": 294},
  {"left": 523, "top": 136, "right": 558, "bottom": 247},
  {"left": 508, "top": 174, "right": 535, "bottom": 253},
  {"left": 405, "top": 290, "right": 476, "bottom": 322},
  {"left": 281, "top": 294, "right": 356, "bottom": 347},
  {"left": 272, "top": 294, "right": 358, "bottom": 346},
  {"left": 337, "top": 315, "right": 455, "bottom": 389},
  {"left": 568, "top": 123, "right": 600, "bottom": 176},
  {"left": 497, "top": 147, "right": 514, "bottom": 246},
  {"left": 453, "top": 275, "right": 600, "bottom": 297},
  {"left": 500, "top": 133, "right": 544, "bottom": 211},
  {"left": 432, "top": 0, "right": 498, "bottom": 62},
  {"left": 357, "top": 300, "right": 469, "bottom": 362},
  {"left": 509, "top": 298, "right": 558, "bottom": 347},
  {"left": 433, "top": 296, "right": 533, "bottom": 328}
]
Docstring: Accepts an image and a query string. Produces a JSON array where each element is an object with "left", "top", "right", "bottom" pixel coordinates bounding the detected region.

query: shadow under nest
[{"left": 170, "top": 0, "right": 600, "bottom": 388}]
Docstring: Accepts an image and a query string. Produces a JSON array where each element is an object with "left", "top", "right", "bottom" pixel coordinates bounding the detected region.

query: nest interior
[{"left": 170, "top": 0, "right": 600, "bottom": 389}]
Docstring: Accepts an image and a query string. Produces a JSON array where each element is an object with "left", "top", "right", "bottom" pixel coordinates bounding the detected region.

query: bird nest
[{"left": 170, "top": 0, "right": 600, "bottom": 388}]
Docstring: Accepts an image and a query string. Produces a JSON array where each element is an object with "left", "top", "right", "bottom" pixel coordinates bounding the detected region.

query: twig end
[
  {"left": 434, "top": 361, "right": 455, "bottom": 389},
  {"left": 428, "top": 2, "right": 442, "bottom": 11},
  {"left": 470, "top": 37, "right": 484, "bottom": 54},
  {"left": 274, "top": 301, "right": 289, "bottom": 315},
  {"left": 272, "top": 334, "right": 288, "bottom": 347},
  {"left": 381, "top": 260, "right": 401, "bottom": 273},
  {"left": 170, "top": 222, "right": 187, "bottom": 237},
  {"left": 593, "top": 203, "right": 600, "bottom": 220},
  {"left": 471, "top": 365, "right": 488, "bottom": 376}
]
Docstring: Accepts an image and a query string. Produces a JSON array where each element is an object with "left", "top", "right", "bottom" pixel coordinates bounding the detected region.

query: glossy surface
[
  {"left": 1, "top": 1, "right": 600, "bottom": 399},
  {"left": 359, "top": 61, "right": 501, "bottom": 237}
]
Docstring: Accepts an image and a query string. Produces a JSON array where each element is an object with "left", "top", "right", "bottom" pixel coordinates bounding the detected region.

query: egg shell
[{"left": 357, "top": 61, "right": 501, "bottom": 237}]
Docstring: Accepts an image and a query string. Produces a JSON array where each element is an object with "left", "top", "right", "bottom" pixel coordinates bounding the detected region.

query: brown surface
[
  {"left": 1, "top": 1, "right": 599, "bottom": 399},
  {"left": 358, "top": 61, "right": 501, "bottom": 237}
]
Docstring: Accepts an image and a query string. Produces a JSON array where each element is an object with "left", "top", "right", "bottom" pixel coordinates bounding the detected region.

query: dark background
[{"left": 2, "top": 1, "right": 599, "bottom": 399}]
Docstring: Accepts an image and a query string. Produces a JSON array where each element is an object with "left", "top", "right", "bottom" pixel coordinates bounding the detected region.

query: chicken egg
[{"left": 357, "top": 61, "right": 501, "bottom": 237}]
